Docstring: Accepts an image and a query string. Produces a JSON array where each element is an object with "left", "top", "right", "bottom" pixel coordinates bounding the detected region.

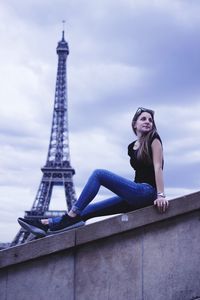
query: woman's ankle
[
  {"left": 41, "top": 219, "right": 49, "bottom": 225},
  {"left": 68, "top": 211, "right": 77, "bottom": 218}
]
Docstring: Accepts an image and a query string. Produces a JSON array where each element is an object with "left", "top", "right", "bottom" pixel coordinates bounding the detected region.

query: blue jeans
[{"left": 50, "top": 169, "right": 157, "bottom": 225}]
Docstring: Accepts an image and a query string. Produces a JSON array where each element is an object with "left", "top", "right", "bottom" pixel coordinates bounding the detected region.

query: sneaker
[
  {"left": 18, "top": 217, "right": 49, "bottom": 237},
  {"left": 49, "top": 214, "right": 83, "bottom": 232}
]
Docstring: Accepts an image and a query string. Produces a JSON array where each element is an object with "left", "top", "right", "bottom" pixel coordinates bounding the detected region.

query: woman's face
[{"left": 134, "top": 112, "right": 154, "bottom": 135}]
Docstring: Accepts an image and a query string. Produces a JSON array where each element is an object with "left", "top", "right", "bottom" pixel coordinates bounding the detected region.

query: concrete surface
[{"left": 0, "top": 191, "right": 200, "bottom": 300}]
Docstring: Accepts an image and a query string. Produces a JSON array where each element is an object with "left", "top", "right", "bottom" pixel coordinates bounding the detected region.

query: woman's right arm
[{"left": 151, "top": 138, "right": 169, "bottom": 213}]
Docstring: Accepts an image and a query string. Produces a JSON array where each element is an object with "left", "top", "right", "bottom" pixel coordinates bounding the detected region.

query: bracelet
[{"left": 157, "top": 192, "right": 166, "bottom": 198}]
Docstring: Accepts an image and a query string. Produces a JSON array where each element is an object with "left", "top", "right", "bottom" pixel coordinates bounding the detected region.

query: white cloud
[
  {"left": 70, "top": 63, "right": 148, "bottom": 104},
  {"left": 165, "top": 186, "right": 197, "bottom": 200}
]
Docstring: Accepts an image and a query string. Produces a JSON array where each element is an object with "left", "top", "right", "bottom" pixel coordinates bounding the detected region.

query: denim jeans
[{"left": 69, "top": 169, "right": 157, "bottom": 221}]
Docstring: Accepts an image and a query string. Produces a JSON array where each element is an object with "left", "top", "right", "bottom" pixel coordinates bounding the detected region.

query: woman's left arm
[{"left": 151, "top": 139, "right": 169, "bottom": 213}]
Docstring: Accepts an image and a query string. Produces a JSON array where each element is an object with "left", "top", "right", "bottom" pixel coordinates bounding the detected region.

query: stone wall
[{"left": 0, "top": 192, "right": 200, "bottom": 300}]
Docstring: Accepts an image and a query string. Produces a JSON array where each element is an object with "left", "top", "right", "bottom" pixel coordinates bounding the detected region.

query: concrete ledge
[
  {"left": 1, "top": 191, "right": 200, "bottom": 300},
  {"left": 0, "top": 191, "right": 200, "bottom": 269},
  {"left": 0, "top": 227, "right": 75, "bottom": 269}
]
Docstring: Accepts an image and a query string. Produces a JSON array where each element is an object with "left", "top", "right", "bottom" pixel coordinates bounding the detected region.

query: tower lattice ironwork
[{"left": 12, "top": 30, "right": 76, "bottom": 245}]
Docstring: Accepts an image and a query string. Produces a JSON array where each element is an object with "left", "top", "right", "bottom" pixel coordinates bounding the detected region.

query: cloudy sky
[{"left": 1, "top": 0, "right": 200, "bottom": 243}]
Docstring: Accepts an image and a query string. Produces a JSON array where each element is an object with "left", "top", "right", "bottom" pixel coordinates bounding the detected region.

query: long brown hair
[{"left": 131, "top": 108, "right": 157, "bottom": 164}]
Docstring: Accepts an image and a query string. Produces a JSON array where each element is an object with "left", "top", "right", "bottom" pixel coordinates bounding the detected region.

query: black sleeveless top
[{"left": 127, "top": 133, "right": 163, "bottom": 189}]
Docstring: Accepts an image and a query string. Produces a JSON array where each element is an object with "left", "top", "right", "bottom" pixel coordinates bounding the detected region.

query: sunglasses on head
[{"left": 135, "top": 107, "right": 154, "bottom": 117}]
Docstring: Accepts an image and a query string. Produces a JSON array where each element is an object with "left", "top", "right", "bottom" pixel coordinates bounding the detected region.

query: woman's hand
[{"left": 154, "top": 197, "right": 169, "bottom": 213}]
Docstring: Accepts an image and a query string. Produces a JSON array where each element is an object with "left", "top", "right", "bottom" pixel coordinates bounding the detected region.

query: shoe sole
[
  {"left": 47, "top": 221, "right": 85, "bottom": 235},
  {"left": 18, "top": 219, "right": 47, "bottom": 238}
]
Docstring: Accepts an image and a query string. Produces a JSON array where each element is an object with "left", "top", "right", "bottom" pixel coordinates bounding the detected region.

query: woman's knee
[{"left": 91, "top": 169, "right": 107, "bottom": 178}]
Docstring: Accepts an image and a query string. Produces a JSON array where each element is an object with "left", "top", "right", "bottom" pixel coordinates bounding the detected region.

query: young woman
[{"left": 18, "top": 107, "right": 169, "bottom": 237}]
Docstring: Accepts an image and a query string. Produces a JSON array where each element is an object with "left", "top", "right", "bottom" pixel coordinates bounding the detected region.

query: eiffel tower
[{"left": 11, "top": 30, "right": 76, "bottom": 245}]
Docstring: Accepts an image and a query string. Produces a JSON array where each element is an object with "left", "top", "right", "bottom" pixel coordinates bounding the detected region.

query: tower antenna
[
  {"left": 62, "top": 20, "right": 66, "bottom": 31},
  {"left": 62, "top": 20, "right": 66, "bottom": 39}
]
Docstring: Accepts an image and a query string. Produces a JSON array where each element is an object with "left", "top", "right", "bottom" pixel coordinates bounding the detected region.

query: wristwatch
[{"left": 157, "top": 192, "right": 166, "bottom": 198}]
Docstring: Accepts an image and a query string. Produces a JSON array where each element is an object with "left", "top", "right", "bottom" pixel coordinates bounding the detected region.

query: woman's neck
[{"left": 136, "top": 131, "right": 142, "bottom": 138}]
